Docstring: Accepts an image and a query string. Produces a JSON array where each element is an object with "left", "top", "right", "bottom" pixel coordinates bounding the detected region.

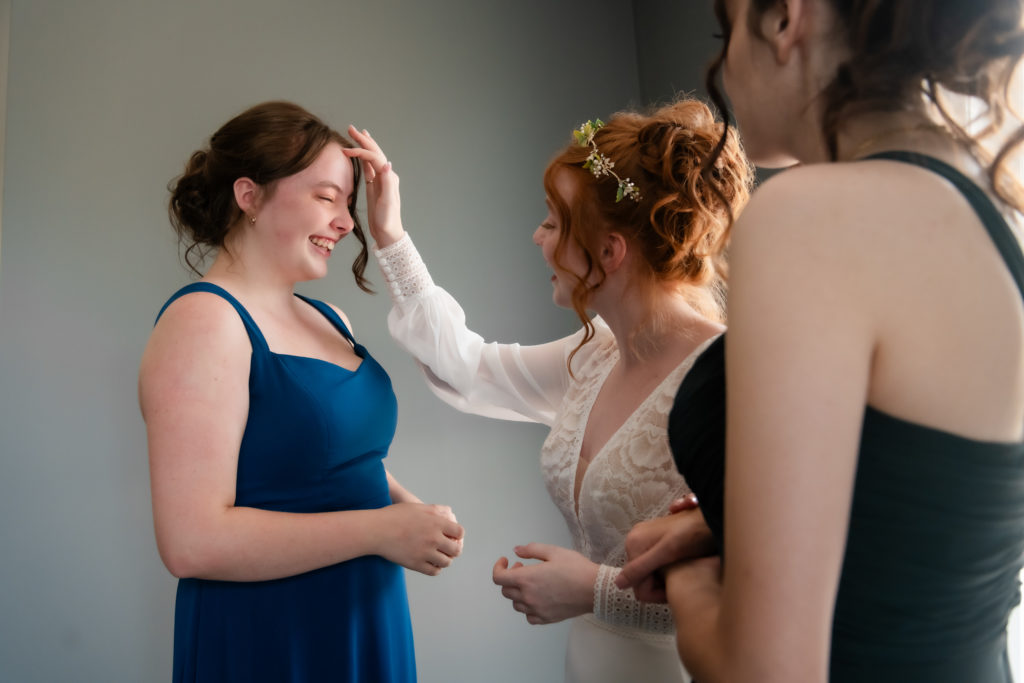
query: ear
[
  {"left": 233, "top": 177, "right": 261, "bottom": 216},
  {"left": 599, "top": 232, "right": 629, "bottom": 274},
  {"left": 763, "top": 0, "right": 803, "bottom": 65}
]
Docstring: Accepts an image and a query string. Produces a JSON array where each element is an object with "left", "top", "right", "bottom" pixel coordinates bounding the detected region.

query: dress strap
[
  {"left": 295, "top": 294, "right": 357, "bottom": 346},
  {"left": 155, "top": 282, "right": 270, "bottom": 353},
  {"left": 865, "top": 150, "right": 1024, "bottom": 304}
]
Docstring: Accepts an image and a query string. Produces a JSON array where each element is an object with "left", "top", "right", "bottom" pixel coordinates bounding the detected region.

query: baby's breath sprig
[{"left": 572, "top": 119, "right": 641, "bottom": 203}]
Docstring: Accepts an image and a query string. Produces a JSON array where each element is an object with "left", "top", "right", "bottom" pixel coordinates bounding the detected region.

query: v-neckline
[{"left": 569, "top": 333, "right": 722, "bottom": 520}]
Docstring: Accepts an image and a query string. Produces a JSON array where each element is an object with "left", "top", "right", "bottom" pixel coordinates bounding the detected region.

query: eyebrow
[{"left": 314, "top": 181, "right": 347, "bottom": 193}]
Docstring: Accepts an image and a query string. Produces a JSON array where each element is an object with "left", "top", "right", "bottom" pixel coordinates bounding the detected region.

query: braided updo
[{"left": 167, "top": 101, "right": 371, "bottom": 291}]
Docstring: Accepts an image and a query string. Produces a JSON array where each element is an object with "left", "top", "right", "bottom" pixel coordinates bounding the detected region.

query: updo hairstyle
[
  {"left": 543, "top": 97, "right": 753, "bottom": 359},
  {"left": 168, "top": 101, "right": 371, "bottom": 291},
  {"left": 705, "top": 0, "right": 1024, "bottom": 211}
]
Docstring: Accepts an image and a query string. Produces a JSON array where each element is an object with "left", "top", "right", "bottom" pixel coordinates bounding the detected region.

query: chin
[
  {"left": 552, "top": 293, "right": 573, "bottom": 310},
  {"left": 752, "top": 155, "right": 801, "bottom": 170},
  {"left": 300, "top": 264, "right": 329, "bottom": 282},
  {"left": 745, "top": 140, "right": 801, "bottom": 169}
]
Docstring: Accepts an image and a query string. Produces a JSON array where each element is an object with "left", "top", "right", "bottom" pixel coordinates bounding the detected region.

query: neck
[
  {"left": 835, "top": 108, "right": 958, "bottom": 162},
  {"left": 204, "top": 237, "right": 297, "bottom": 310},
  {"left": 592, "top": 285, "right": 717, "bottom": 370}
]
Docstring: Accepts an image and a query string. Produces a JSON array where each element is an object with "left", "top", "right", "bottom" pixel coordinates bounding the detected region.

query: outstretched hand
[
  {"left": 344, "top": 125, "right": 404, "bottom": 248},
  {"left": 492, "top": 543, "right": 598, "bottom": 625},
  {"left": 615, "top": 494, "right": 716, "bottom": 602},
  {"left": 377, "top": 502, "right": 464, "bottom": 576}
]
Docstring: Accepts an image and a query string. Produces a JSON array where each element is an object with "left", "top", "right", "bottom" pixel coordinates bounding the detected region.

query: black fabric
[
  {"left": 668, "top": 334, "right": 726, "bottom": 553},
  {"left": 668, "top": 151, "right": 1024, "bottom": 681}
]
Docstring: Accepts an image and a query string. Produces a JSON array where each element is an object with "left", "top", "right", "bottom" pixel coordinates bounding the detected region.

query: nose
[
  {"left": 532, "top": 225, "right": 545, "bottom": 246},
  {"left": 334, "top": 209, "right": 355, "bottom": 235}
]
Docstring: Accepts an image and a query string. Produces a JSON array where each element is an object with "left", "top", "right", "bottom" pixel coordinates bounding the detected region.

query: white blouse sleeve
[
  {"left": 375, "top": 234, "right": 584, "bottom": 427},
  {"left": 593, "top": 564, "right": 675, "bottom": 634}
]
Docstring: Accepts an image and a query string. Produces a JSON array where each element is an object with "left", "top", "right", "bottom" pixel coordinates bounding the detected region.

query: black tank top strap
[
  {"left": 294, "top": 294, "right": 357, "bottom": 346},
  {"left": 155, "top": 282, "right": 270, "bottom": 353},
  {"left": 865, "top": 150, "right": 1024, "bottom": 303}
]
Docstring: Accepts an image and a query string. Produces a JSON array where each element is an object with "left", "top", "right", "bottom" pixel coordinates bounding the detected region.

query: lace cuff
[
  {"left": 374, "top": 233, "right": 435, "bottom": 304},
  {"left": 594, "top": 564, "right": 675, "bottom": 635}
]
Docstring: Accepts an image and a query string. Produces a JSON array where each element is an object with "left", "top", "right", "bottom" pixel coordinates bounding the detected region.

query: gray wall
[
  {"left": 633, "top": 0, "right": 721, "bottom": 106},
  {"left": 0, "top": 1, "right": 716, "bottom": 681}
]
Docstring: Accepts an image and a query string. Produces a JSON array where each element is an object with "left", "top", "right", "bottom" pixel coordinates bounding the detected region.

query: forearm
[
  {"left": 665, "top": 561, "right": 727, "bottom": 681},
  {"left": 376, "top": 233, "right": 568, "bottom": 424},
  {"left": 155, "top": 505, "right": 389, "bottom": 582},
  {"left": 387, "top": 470, "right": 423, "bottom": 504}
]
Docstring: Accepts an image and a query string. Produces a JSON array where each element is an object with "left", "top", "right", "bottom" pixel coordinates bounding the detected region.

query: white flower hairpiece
[{"left": 573, "top": 119, "right": 641, "bottom": 203}]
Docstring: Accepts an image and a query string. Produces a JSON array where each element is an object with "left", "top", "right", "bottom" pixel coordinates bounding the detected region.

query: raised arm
[
  {"left": 345, "top": 125, "right": 578, "bottom": 426},
  {"left": 140, "top": 293, "right": 464, "bottom": 581},
  {"left": 377, "top": 234, "right": 582, "bottom": 425}
]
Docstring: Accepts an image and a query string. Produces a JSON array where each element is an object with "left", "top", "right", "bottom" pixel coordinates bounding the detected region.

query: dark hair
[
  {"left": 168, "top": 100, "right": 371, "bottom": 291},
  {"left": 543, "top": 97, "right": 753, "bottom": 366},
  {"left": 704, "top": 0, "right": 1024, "bottom": 234}
]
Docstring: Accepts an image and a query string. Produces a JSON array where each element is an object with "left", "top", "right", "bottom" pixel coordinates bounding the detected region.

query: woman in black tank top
[{"left": 616, "top": 1, "right": 1024, "bottom": 681}]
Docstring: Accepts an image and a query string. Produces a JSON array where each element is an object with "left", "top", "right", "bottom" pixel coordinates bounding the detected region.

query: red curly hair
[{"left": 543, "top": 97, "right": 753, "bottom": 367}]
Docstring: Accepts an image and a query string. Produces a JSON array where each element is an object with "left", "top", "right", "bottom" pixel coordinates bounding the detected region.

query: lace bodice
[
  {"left": 541, "top": 323, "right": 713, "bottom": 636},
  {"left": 378, "top": 234, "right": 711, "bottom": 637}
]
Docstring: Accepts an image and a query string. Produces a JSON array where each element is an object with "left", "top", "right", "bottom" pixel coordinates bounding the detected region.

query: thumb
[
  {"left": 615, "top": 552, "right": 662, "bottom": 590},
  {"left": 493, "top": 557, "right": 517, "bottom": 586},
  {"left": 514, "top": 542, "right": 553, "bottom": 562}
]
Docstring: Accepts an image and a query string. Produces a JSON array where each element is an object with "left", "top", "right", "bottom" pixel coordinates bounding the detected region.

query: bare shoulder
[
  {"left": 729, "top": 166, "right": 873, "bottom": 288},
  {"left": 740, "top": 163, "right": 903, "bottom": 240},
  {"left": 725, "top": 165, "right": 896, "bottom": 358},
  {"left": 139, "top": 289, "right": 252, "bottom": 416},
  {"left": 324, "top": 302, "right": 354, "bottom": 335},
  {"left": 732, "top": 160, "right": 974, "bottom": 275},
  {"left": 144, "top": 289, "right": 250, "bottom": 361}
]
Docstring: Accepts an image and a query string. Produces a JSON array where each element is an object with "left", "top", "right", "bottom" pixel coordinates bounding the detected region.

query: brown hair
[
  {"left": 168, "top": 101, "right": 372, "bottom": 291},
  {"left": 704, "top": 0, "right": 1024, "bottom": 234},
  {"left": 543, "top": 97, "right": 753, "bottom": 366}
]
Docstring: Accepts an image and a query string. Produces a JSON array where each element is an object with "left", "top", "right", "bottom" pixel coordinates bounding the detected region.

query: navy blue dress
[
  {"left": 155, "top": 282, "right": 416, "bottom": 683},
  {"left": 670, "top": 152, "right": 1024, "bottom": 681}
]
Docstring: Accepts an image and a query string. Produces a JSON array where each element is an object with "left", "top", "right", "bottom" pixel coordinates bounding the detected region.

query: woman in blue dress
[
  {"left": 138, "top": 101, "right": 464, "bottom": 683},
  {"left": 617, "top": 0, "right": 1024, "bottom": 681}
]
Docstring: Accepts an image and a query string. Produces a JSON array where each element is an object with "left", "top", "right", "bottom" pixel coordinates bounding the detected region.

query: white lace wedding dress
[{"left": 377, "top": 235, "right": 712, "bottom": 683}]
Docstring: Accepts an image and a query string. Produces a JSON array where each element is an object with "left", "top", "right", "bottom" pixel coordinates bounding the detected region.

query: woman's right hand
[
  {"left": 376, "top": 502, "right": 465, "bottom": 576},
  {"left": 344, "top": 126, "right": 405, "bottom": 248}
]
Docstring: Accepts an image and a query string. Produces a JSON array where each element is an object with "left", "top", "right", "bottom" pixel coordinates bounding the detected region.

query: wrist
[
  {"left": 373, "top": 227, "right": 406, "bottom": 249},
  {"left": 374, "top": 233, "right": 434, "bottom": 304},
  {"left": 362, "top": 506, "right": 393, "bottom": 558},
  {"left": 581, "top": 561, "right": 601, "bottom": 613}
]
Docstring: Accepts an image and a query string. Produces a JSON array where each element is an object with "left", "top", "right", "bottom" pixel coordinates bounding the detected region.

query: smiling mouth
[{"left": 310, "top": 236, "right": 336, "bottom": 252}]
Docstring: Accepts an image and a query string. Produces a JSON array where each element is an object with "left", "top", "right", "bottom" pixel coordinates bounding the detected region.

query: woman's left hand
[
  {"left": 344, "top": 125, "right": 404, "bottom": 248},
  {"left": 492, "top": 543, "right": 599, "bottom": 625},
  {"left": 616, "top": 497, "right": 715, "bottom": 602}
]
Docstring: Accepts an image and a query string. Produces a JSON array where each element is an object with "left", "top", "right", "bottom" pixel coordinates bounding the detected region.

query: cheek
[{"left": 545, "top": 242, "right": 558, "bottom": 263}]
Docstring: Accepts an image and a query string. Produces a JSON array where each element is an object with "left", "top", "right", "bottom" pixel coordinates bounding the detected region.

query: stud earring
[{"left": 248, "top": 215, "right": 256, "bottom": 225}]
